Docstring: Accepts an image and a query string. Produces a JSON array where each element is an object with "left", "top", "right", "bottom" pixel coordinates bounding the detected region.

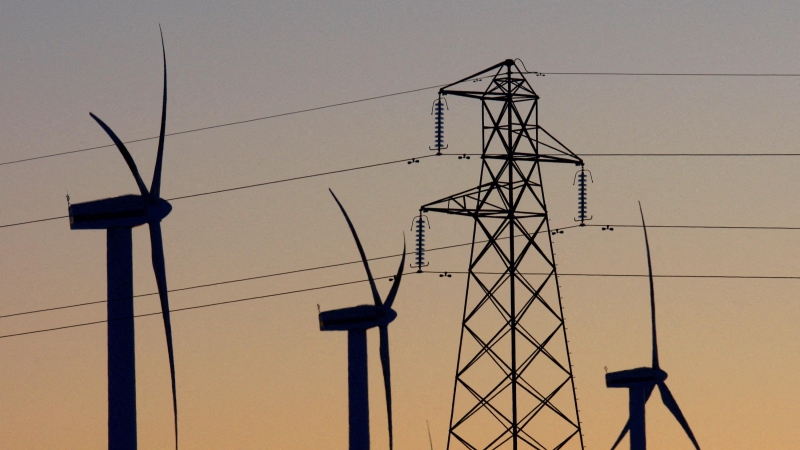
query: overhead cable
[
  {"left": 0, "top": 85, "right": 443, "bottom": 168},
  {"left": 0, "top": 273, "right": 406, "bottom": 340},
  {"left": 6, "top": 267, "right": 800, "bottom": 340},
  {"left": 4, "top": 71, "right": 800, "bottom": 168},
  {"left": 0, "top": 154, "right": 435, "bottom": 229}
]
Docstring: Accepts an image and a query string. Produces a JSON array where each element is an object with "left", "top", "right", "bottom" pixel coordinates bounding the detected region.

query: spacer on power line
[
  {"left": 429, "top": 94, "right": 448, "bottom": 155},
  {"left": 410, "top": 212, "right": 430, "bottom": 272}
]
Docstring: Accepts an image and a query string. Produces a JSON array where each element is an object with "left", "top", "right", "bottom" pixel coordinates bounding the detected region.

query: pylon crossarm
[
  {"left": 536, "top": 126, "right": 582, "bottom": 164},
  {"left": 439, "top": 61, "right": 507, "bottom": 96},
  {"left": 440, "top": 63, "right": 538, "bottom": 102}
]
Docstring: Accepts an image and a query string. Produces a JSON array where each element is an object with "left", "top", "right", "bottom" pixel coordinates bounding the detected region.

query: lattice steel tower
[{"left": 421, "top": 60, "right": 585, "bottom": 450}]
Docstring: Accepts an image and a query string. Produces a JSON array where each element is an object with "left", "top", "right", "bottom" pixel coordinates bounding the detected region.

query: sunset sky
[{"left": 2, "top": 1, "right": 800, "bottom": 448}]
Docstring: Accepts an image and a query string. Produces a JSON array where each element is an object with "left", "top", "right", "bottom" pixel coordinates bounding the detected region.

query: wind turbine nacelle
[
  {"left": 319, "top": 304, "right": 397, "bottom": 331},
  {"left": 606, "top": 367, "right": 667, "bottom": 388},
  {"left": 69, "top": 194, "right": 172, "bottom": 230}
]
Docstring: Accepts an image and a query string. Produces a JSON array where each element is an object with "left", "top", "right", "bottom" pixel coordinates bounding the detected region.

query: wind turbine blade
[
  {"left": 329, "top": 189, "right": 382, "bottom": 306},
  {"left": 148, "top": 220, "right": 179, "bottom": 450},
  {"left": 609, "top": 384, "right": 655, "bottom": 450},
  {"left": 379, "top": 325, "right": 393, "bottom": 450},
  {"left": 427, "top": 420, "right": 434, "bottom": 450},
  {"left": 384, "top": 237, "right": 406, "bottom": 309},
  {"left": 657, "top": 382, "right": 700, "bottom": 449},
  {"left": 639, "top": 202, "right": 659, "bottom": 370},
  {"left": 609, "top": 421, "right": 629, "bottom": 450},
  {"left": 150, "top": 25, "right": 168, "bottom": 199},
  {"left": 89, "top": 113, "right": 149, "bottom": 196}
]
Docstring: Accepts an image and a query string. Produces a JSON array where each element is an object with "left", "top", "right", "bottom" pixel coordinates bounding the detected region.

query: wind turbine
[
  {"left": 605, "top": 203, "right": 701, "bottom": 450},
  {"left": 68, "top": 29, "right": 178, "bottom": 450},
  {"left": 319, "top": 189, "right": 405, "bottom": 450}
]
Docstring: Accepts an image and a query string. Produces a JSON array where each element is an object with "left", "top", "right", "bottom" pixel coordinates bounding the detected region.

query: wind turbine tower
[
  {"left": 421, "top": 60, "right": 585, "bottom": 450},
  {"left": 605, "top": 204, "right": 701, "bottom": 450},
  {"left": 319, "top": 190, "right": 406, "bottom": 450},
  {"left": 68, "top": 32, "right": 179, "bottom": 450}
]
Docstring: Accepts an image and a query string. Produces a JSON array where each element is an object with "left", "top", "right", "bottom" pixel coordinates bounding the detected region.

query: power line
[
  {"left": 6, "top": 219, "right": 800, "bottom": 320},
  {"left": 433, "top": 271, "right": 800, "bottom": 280},
  {"left": 167, "top": 154, "right": 435, "bottom": 201},
  {"left": 0, "top": 240, "right": 472, "bottom": 320},
  {"left": 5, "top": 149, "right": 800, "bottom": 230},
  {"left": 0, "top": 273, "right": 409, "bottom": 340},
  {"left": 534, "top": 72, "right": 800, "bottom": 77},
  {"left": 446, "top": 152, "right": 800, "bottom": 158},
  {"left": 4, "top": 71, "right": 800, "bottom": 169},
  {"left": 0, "top": 154, "right": 435, "bottom": 229},
  {"left": 583, "top": 224, "right": 800, "bottom": 231},
  {"left": 9, "top": 265, "right": 800, "bottom": 341},
  {"left": 0, "top": 215, "right": 67, "bottom": 229},
  {"left": 3, "top": 217, "right": 800, "bottom": 319},
  {"left": 0, "top": 84, "right": 443, "bottom": 168},
  {"left": 582, "top": 153, "right": 800, "bottom": 157}
]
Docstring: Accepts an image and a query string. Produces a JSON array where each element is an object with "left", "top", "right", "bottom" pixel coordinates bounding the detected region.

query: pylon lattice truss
[{"left": 422, "top": 60, "right": 585, "bottom": 450}]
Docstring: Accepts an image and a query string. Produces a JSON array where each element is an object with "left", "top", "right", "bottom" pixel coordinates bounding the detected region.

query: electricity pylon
[{"left": 421, "top": 60, "right": 585, "bottom": 450}]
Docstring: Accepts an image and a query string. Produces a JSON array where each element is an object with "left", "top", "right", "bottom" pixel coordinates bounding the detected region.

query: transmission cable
[
  {"left": 431, "top": 271, "right": 800, "bottom": 280},
  {"left": 6, "top": 219, "right": 800, "bottom": 321},
  {"left": 445, "top": 152, "right": 800, "bottom": 158},
  {"left": 0, "top": 85, "right": 443, "bottom": 168},
  {"left": 4, "top": 71, "right": 800, "bottom": 168},
  {"left": 0, "top": 240, "right": 472, "bottom": 320},
  {"left": 529, "top": 71, "right": 800, "bottom": 77},
  {"left": 6, "top": 266, "right": 800, "bottom": 340},
  {"left": 582, "top": 224, "right": 800, "bottom": 231},
  {"left": 0, "top": 273, "right": 409, "bottom": 340},
  {"left": 0, "top": 153, "right": 436, "bottom": 229},
  {"left": 5, "top": 149, "right": 800, "bottom": 230}
]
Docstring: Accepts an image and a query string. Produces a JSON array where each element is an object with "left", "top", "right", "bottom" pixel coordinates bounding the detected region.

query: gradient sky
[{"left": 2, "top": 1, "right": 800, "bottom": 448}]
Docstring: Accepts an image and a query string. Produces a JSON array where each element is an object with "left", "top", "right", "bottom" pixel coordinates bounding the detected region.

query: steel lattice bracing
[{"left": 422, "top": 60, "right": 585, "bottom": 450}]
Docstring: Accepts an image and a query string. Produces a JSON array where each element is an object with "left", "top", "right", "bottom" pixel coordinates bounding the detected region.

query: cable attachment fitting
[
  {"left": 573, "top": 165, "right": 593, "bottom": 226},
  {"left": 430, "top": 94, "right": 448, "bottom": 155},
  {"left": 410, "top": 212, "right": 430, "bottom": 273}
]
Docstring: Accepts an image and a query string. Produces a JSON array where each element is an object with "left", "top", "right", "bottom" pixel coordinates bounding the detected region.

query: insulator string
[
  {"left": 411, "top": 213, "right": 430, "bottom": 272},
  {"left": 430, "top": 95, "right": 448, "bottom": 155},
  {"left": 573, "top": 166, "right": 593, "bottom": 226}
]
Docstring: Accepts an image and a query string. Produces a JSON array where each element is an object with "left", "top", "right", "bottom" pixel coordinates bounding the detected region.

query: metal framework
[{"left": 421, "top": 60, "right": 585, "bottom": 450}]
